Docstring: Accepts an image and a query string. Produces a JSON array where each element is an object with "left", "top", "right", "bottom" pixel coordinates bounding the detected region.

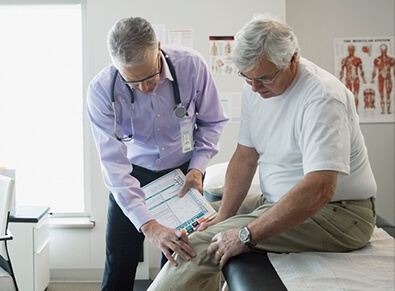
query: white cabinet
[{"left": 8, "top": 206, "right": 50, "bottom": 291}]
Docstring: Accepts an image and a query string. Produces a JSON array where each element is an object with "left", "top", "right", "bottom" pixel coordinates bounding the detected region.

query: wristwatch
[{"left": 238, "top": 225, "right": 256, "bottom": 248}]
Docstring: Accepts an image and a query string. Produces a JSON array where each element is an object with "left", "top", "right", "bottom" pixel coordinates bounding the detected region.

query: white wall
[
  {"left": 50, "top": 0, "right": 394, "bottom": 283},
  {"left": 286, "top": 0, "right": 395, "bottom": 225}
]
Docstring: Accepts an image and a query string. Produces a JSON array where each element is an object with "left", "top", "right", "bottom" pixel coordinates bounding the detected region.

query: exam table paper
[{"left": 268, "top": 227, "right": 395, "bottom": 290}]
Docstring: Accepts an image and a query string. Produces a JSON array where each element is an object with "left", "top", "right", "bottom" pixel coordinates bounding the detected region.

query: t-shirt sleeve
[{"left": 300, "top": 95, "right": 351, "bottom": 175}]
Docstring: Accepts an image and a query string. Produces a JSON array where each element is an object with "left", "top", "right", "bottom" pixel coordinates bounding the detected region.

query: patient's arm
[
  {"left": 218, "top": 144, "right": 259, "bottom": 219},
  {"left": 199, "top": 144, "right": 258, "bottom": 231}
]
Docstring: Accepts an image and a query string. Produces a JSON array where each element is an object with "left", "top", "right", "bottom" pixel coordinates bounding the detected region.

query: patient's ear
[
  {"left": 290, "top": 52, "right": 298, "bottom": 63},
  {"left": 289, "top": 53, "right": 298, "bottom": 71}
]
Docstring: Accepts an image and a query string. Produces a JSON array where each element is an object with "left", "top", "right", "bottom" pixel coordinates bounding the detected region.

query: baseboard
[{"left": 50, "top": 269, "right": 103, "bottom": 283}]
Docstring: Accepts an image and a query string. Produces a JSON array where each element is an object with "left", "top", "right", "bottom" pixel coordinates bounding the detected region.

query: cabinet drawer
[
  {"left": 34, "top": 242, "right": 50, "bottom": 291},
  {"left": 34, "top": 217, "right": 50, "bottom": 253}
]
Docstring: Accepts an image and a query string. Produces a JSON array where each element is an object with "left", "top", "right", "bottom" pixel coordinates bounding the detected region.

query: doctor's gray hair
[
  {"left": 233, "top": 14, "right": 300, "bottom": 72},
  {"left": 107, "top": 17, "right": 158, "bottom": 67}
]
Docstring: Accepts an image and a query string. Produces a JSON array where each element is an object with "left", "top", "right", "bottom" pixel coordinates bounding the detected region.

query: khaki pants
[{"left": 148, "top": 195, "right": 376, "bottom": 291}]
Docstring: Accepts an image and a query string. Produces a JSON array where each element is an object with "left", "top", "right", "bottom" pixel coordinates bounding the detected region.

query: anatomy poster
[
  {"left": 334, "top": 37, "right": 395, "bottom": 123},
  {"left": 219, "top": 92, "right": 242, "bottom": 123},
  {"left": 209, "top": 36, "right": 236, "bottom": 76},
  {"left": 168, "top": 29, "right": 193, "bottom": 48}
]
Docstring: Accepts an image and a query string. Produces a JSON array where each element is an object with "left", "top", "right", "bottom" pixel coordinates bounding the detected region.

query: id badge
[{"left": 180, "top": 118, "right": 194, "bottom": 153}]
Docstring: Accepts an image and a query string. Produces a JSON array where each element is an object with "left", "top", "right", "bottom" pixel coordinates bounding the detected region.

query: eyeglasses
[
  {"left": 238, "top": 68, "right": 281, "bottom": 85},
  {"left": 121, "top": 56, "right": 161, "bottom": 86}
]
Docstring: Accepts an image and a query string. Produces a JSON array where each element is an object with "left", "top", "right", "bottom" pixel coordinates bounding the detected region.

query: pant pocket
[{"left": 319, "top": 204, "right": 374, "bottom": 251}]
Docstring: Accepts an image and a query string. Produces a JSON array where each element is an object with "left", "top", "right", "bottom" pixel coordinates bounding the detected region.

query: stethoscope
[{"left": 111, "top": 49, "right": 188, "bottom": 141}]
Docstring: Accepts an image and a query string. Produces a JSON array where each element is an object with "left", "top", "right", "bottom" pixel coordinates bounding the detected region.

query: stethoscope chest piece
[{"left": 174, "top": 103, "right": 188, "bottom": 118}]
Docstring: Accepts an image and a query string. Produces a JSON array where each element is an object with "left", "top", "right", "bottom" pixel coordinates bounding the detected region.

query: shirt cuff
[{"left": 128, "top": 203, "right": 154, "bottom": 231}]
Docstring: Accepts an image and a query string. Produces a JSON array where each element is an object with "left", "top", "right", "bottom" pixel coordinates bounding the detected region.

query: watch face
[{"left": 239, "top": 227, "right": 250, "bottom": 243}]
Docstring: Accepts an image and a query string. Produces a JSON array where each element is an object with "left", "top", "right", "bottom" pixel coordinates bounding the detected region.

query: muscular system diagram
[
  {"left": 339, "top": 45, "right": 367, "bottom": 113},
  {"left": 335, "top": 37, "right": 394, "bottom": 122},
  {"left": 370, "top": 44, "right": 395, "bottom": 115}
]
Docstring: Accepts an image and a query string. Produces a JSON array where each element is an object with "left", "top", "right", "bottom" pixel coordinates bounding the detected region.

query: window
[{"left": 0, "top": 2, "right": 86, "bottom": 215}]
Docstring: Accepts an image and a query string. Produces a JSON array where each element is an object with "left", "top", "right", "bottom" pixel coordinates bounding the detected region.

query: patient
[{"left": 147, "top": 14, "right": 377, "bottom": 291}]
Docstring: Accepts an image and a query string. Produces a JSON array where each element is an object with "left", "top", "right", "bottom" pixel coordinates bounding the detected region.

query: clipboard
[{"left": 143, "top": 169, "right": 217, "bottom": 234}]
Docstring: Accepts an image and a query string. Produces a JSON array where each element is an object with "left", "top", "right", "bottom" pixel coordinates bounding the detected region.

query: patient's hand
[
  {"left": 141, "top": 220, "right": 196, "bottom": 267},
  {"left": 207, "top": 228, "right": 248, "bottom": 267}
]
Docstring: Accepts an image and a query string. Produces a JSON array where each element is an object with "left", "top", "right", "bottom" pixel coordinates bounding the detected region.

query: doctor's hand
[
  {"left": 141, "top": 220, "right": 196, "bottom": 267},
  {"left": 178, "top": 168, "right": 203, "bottom": 198},
  {"left": 207, "top": 228, "right": 248, "bottom": 267}
]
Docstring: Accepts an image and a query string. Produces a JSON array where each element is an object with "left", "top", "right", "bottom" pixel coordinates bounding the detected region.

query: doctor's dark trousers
[{"left": 101, "top": 161, "right": 190, "bottom": 291}]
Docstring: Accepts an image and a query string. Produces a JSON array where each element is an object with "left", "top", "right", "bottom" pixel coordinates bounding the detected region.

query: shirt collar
[{"left": 158, "top": 50, "right": 175, "bottom": 84}]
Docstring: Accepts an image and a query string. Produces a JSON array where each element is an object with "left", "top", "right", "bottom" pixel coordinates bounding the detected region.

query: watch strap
[{"left": 244, "top": 240, "right": 255, "bottom": 249}]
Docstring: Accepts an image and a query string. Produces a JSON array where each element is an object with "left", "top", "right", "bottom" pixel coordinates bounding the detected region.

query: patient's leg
[
  {"left": 211, "top": 193, "right": 263, "bottom": 213},
  {"left": 147, "top": 194, "right": 264, "bottom": 290},
  {"left": 148, "top": 197, "right": 375, "bottom": 290}
]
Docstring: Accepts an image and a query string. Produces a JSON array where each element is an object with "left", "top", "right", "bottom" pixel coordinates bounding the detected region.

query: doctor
[{"left": 87, "top": 16, "right": 228, "bottom": 290}]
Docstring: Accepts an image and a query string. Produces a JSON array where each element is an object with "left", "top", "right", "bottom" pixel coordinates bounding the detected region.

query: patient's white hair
[{"left": 233, "top": 14, "right": 300, "bottom": 72}]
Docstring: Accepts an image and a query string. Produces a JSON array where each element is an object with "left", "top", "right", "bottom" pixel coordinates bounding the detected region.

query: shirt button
[
  {"left": 161, "top": 147, "right": 165, "bottom": 151},
  {"left": 156, "top": 128, "right": 160, "bottom": 131},
  {"left": 157, "top": 113, "right": 161, "bottom": 117}
]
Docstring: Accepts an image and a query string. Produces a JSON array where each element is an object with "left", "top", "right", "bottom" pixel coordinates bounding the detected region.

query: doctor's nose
[{"left": 134, "top": 80, "right": 153, "bottom": 93}]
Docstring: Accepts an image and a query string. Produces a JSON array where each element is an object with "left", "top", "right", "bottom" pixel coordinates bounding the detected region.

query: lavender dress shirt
[{"left": 87, "top": 44, "right": 229, "bottom": 230}]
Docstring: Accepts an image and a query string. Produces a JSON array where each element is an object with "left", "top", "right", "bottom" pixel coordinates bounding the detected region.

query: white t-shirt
[{"left": 238, "top": 58, "right": 376, "bottom": 203}]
